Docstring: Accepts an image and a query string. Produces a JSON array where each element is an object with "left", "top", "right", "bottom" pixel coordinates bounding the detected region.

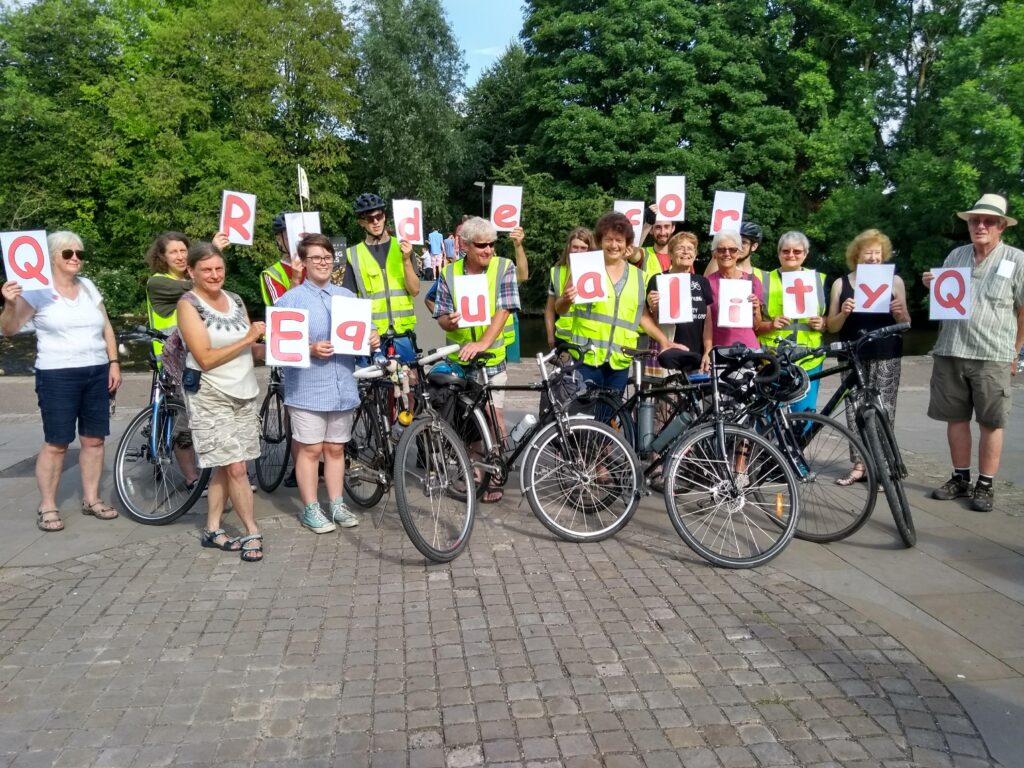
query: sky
[{"left": 441, "top": 0, "right": 525, "bottom": 87}]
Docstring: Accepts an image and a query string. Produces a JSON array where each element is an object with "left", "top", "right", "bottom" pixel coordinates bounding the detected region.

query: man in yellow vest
[
  {"left": 338, "top": 193, "right": 420, "bottom": 361},
  {"left": 433, "top": 217, "right": 521, "bottom": 502},
  {"left": 260, "top": 213, "right": 306, "bottom": 306}
]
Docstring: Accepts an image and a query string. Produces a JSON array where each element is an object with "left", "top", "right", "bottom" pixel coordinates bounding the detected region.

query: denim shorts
[{"left": 35, "top": 364, "right": 110, "bottom": 445}]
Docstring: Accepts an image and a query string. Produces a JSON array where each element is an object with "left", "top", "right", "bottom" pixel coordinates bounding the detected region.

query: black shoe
[
  {"left": 970, "top": 483, "right": 994, "bottom": 512},
  {"left": 931, "top": 476, "right": 971, "bottom": 500}
]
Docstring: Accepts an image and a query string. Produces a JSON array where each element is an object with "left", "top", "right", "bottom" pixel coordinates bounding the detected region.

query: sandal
[
  {"left": 81, "top": 499, "right": 118, "bottom": 520},
  {"left": 481, "top": 484, "right": 504, "bottom": 504},
  {"left": 238, "top": 533, "right": 263, "bottom": 563},
  {"left": 200, "top": 528, "right": 241, "bottom": 551},
  {"left": 835, "top": 464, "right": 867, "bottom": 487},
  {"left": 37, "top": 508, "right": 64, "bottom": 532}
]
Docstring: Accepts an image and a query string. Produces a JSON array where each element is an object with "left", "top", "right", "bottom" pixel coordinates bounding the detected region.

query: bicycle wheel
[
  {"left": 255, "top": 387, "right": 290, "bottom": 492},
  {"left": 345, "top": 395, "right": 389, "bottom": 508},
  {"left": 570, "top": 391, "right": 634, "bottom": 442},
  {"left": 863, "top": 408, "right": 916, "bottom": 547},
  {"left": 663, "top": 424, "right": 799, "bottom": 568},
  {"left": 445, "top": 396, "right": 495, "bottom": 501},
  {"left": 781, "top": 412, "right": 877, "bottom": 543},
  {"left": 521, "top": 419, "right": 641, "bottom": 543},
  {"left": 394, "top": 417, "right": 476, "bottom": 562},
  {"left": 114, "top": 403, "right": 210, "bottom": 524}
]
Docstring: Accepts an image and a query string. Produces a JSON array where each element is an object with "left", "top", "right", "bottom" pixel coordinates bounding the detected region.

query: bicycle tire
[
  {"left": 663, "top": 424, "right": 799, "bottom": 568},
  {"left": 394, "top": 417, "right": 476, "bottom": 562},
  {"left": 114, "top": 402, "right": 210, "bottom": 524},
  {"left": 345, "top": 394, "right": 389, "bottom": 508},
  {"left": 255, "top": 387, "right": 290, "bottom": 492},
  {"left": 863, "top": 408, "right": 916, "bottom": 547},
  {"left": 777, "top": 412, "right": 878, "bottom": 543},
  {"left": 445, "top": 397, "right": 495, "bottom": 501},
  {"left": 521, "top": 419, "right": 641, "bottom": 543}
]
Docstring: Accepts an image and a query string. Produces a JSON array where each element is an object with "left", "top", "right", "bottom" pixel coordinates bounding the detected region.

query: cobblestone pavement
[{"left": 0, "top": 501, "right": 998, "bottom": 768}]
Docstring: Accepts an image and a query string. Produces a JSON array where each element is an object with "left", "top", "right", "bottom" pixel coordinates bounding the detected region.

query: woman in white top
[
  {"left": 177, "top": 242, "right": 266, "bottom": 561},
  {"left": 0, "top": 231, "right": 122, "bottom": 532}
]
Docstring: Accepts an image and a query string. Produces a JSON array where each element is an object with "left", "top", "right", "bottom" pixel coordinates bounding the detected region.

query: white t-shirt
[
  {"left": 184, "top": 290, "right": 258, "bottom": 400},
  {"left": 23, "top": 277, "right": 108, "bottom": 370}
]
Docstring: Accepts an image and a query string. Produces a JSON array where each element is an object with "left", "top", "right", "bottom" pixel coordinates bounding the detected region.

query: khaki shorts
[
  {"left": 928, "top": 355, "right": 1012, "bottom": 428},
  {"left": 468, "top": 369, "right": 508, "bottom": 409},
  {"left": 184, "top": 385, "right": 261, "bottom": 469},
  {"left": 288, "top": 406, "right": 355, "bottom": 444}
]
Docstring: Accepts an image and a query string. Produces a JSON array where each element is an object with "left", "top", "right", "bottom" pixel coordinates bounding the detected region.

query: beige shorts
[
  {"left": 184, "top": 385, "right": 261, "bottom": 469},
  {"left": 468, "top": 369, "right": 508, "bottom": 409},
  {"left": 928, "top": 355, "right": 1012, "bottom": 428},
  {"left": 288, "top": 406, "right": 355, "bottom": 444}
]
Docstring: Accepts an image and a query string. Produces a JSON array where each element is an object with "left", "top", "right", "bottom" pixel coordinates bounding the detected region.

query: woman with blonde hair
[{"left": 544, "top": 226, "right": 595, "bottom": 349}]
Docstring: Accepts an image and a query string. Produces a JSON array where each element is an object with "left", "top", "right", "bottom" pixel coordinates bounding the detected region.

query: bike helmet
[
  {"left": 272, "top": 213, "right": 288, "bottom": 234},
  {"left": 739, "top": 221, "right": 763, "bottom": 243},
  {"left": 353, "top": 192, "right": 386, "bottom": 216},
  {"left": 756, "top": 361, "right": 810, "bottom": 406}
]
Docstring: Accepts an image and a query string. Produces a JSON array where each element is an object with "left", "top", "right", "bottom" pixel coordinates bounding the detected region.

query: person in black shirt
[{"left": 646, "top": 231, "right": 712, "bottom": 370}]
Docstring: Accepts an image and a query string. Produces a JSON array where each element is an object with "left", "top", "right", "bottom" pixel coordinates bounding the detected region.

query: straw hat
[{"left": 957, "top": 193, "right": 1017, "bottom": 227}]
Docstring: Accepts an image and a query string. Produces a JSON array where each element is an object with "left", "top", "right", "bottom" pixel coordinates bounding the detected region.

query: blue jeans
[{"left": 578, "top": 363, "right": 629, "bottom": 422}]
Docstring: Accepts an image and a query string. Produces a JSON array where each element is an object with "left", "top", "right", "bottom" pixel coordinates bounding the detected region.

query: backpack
[{"left": 158, "top": 291, "right": 203, "bottom": 390}]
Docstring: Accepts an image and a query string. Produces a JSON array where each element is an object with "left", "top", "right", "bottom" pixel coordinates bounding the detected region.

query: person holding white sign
[
  {"left": 275, "top": 234, "right": 379, "bottom": 534},
  {"left": 1, "top": 232, "right": 122, "bottom": 533},
  {"left": 544, "top": 227, "right": 595, "bottom": 348},
  {"left": 702, "top": 230, "right": 767, "bottom": 367},
  {"left": 339, "top": 192, "right": 420, "bottom": 362},
  {"left": 826, "top": 229, "right": 910, "bottom": 486},
  {"left": 646, "top": 232, "right": 712, "bottom": 365},
  {"left": 704, "top": 221, "right": 765, "bottom": 279},
  {"left": 555, "top": 211, "right": 682, "bottom": 405},
  {"left": 260, "top": 213, "right": 305, "bottom": 306},
  {"left": 433, "top": 217, "right": 521, "bottom": 503},
  {"left": 177, "top": 242, "right": 266, "bottom": 561},
  {"left": 638, "top": 203, "right": 674, "bottom": 273},
  {"left": 921, "top": 194, "right": 1024, "bottom": 512},
  {"left": 758, "top": 231, "right": 828, "bottom": 412}
]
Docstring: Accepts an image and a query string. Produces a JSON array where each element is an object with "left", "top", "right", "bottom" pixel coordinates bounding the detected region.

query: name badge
[{"left": 997, "top": 259, "right": 1015, "bottom": 279}]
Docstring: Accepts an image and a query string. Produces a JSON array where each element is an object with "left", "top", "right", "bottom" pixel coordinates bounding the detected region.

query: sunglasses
[
  {"left": 360, "top": 212, "right": 385, "bottom": 223},
  {"left": 472, "top": 241, "right": 497, "bottom": 250},
  {"left": 968, "top": 217, "right": 1002, "bottom": 229},
  {"left": 715, "top": 247, "right": 739, "bottom": 256},
  {"left": 780, "top": 248, "right": 805, "bottom": 255},
  {"left": 61, "top": 249, "right": 85, "bottom": 260}
]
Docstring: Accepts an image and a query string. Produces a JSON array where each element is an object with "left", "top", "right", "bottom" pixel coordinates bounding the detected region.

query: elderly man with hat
[{"left": 923, "top": 193, "right": 1024, "bottom": 512}]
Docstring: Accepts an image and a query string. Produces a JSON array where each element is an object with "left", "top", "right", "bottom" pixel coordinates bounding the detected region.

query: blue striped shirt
[{"left": 274, "top": 280, "right": 360, "bottom": 413}]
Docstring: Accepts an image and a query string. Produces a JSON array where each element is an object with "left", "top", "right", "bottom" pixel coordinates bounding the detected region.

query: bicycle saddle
[{"left": 657, "top": 348, "right": 702, "bottom": 373}]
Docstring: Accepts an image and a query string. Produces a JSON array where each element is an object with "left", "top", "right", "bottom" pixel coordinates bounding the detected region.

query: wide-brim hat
[{"left": 957, "top": 193, "right": 1017, "bottom": 226}]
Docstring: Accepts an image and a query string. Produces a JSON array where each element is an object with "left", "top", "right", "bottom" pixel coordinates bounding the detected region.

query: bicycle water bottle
[
  {"left": 390, "top": 410, "right": 414, "bottom": 443},
  {"left": 507, "top": 414, "right": 538, "bottom": 451},
  {"left": 638, "top": 401, "right": 655, "bottom": 452},
  {"left": 649, "top": 410, "right": 692, "bottom": 454}
]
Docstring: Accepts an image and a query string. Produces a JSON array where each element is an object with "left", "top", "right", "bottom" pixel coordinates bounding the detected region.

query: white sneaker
[{"left": 301, "top": 502, "right": 336, "bottom": 534}]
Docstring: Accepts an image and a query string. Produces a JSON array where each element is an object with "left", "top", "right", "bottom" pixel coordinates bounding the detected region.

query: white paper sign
[
  {"left": 454, "top": 273, "right": 491, "bottom": 328},
  {"left": 655, "top": 176, "right": 687, "bottom": 222},
  {"left": 1, "top": 230, "right": 52, "bottom": 291},
  {"left": 393, "top": 199, "right": 424, "bottom": 245},
  {"left": 997, "top": 259, "right": 1016, "bottom": 279},
  {"left": 656, "top": 273, "right": 693, "bottom": 324},
  {"left": 717, "top": 278, "right": 754, "bottom": 328},
  {"left": 265, "top": 307, "right": 310, "bottom": 367},
  {"left": 284, "top": 211, "right": 321, "bottom": 258},
  {"left": 709, "top": 191, "right": 745, "bottom": 235},
  {"left": 569, "top": 250, "right": 608, "bottom": 305},
  {"left": 614, "top": 200, "right": 645, "bottom": 246},
  {"left": 490, "top": 185, "right": 522, "bottom": 231},
  {"left": 219, "top": 190, "right": 256, "bottom": 246},
  {"left": 780, "top": 270, "right": 820, "bottom": 319},
  {"left": 929, "top": 267, "right": 971, "bottom": 320},
  {"left": 330, "top": 296, "right": 372, "bottom": 355},
  {"left": 853, "top": 264, "right": 895, "bottom": 314}
]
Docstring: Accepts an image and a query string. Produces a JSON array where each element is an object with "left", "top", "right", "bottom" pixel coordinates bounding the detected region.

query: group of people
[{"left": 1, "top": 191, "right": 1020, "bottom": 555}]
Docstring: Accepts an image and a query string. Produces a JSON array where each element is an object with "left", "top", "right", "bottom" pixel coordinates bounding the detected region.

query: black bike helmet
[
  {"left": 353, "top": 193, "right": 386, "bottom": 216},
  {"left": 739, "top": 221, "right": 763, "bottom": 243},
  {"left": 272, "top": 213, "right": 288, "bottom": 234}
]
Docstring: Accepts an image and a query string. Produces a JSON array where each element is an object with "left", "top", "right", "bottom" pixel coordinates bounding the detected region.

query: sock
[
  {"left": 976, "top": 474, "right": 993, "bottom": 489},
  {"left": 953, "top": 467, "right": 971, "bottom": 483}
]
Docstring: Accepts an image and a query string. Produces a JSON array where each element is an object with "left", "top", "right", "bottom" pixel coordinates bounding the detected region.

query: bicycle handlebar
[
  {"left": 828, "top": 322, "right": 910, "bottom": 354},
  {"left": 419, "top": 344, "right": 460, "bottom": 366},
  {"left": 713, "top": 344, "right": 781, "bottom": 384}
]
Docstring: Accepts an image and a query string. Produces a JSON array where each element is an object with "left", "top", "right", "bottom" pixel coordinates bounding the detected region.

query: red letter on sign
[
  {"left": 713, "top": 208, "right": 740, "bottom": 231},
  {"left": 625, "top": 208, "right": 641, "bottom": 226},
  {"left": 398, "top": 206, "right": 422, "bottom": 242},
  {"left": 336, "top": 321, "right": 367, "bottom": 350},
  {"left": 859, "top": 283, "right": 887, "bottom": 309},
  {"left": 271, "top": 310, "right": 304, "bottom": 363},
  {"left": 785, "top": 277, "right": 813, "bottom": 316},
  {"left": 728, "top": 297, "right": 745, "bottom": 324},
  {"left": 8, "top": 236, "right": 49, "bottom": 285},
  {"left": 934, "top": 271, "right": 968, "bottom": 316},
  {"left": 668, "top": 277, "right": 682, "bottom": 319},
  {"left": 460, "top": 295, "right": 487, "bottom": 323},
  {"left": 222, "top": 194, "right": 252, "bottom": 242},
  {"left": 659, "top": 194, "right": 683, "bottom": 218},
  {"left": 577, "top": 272, "right": 604, "bottom": 300},
  {"left": 493, "top": 204, "right": 518, "bottom": 229}
]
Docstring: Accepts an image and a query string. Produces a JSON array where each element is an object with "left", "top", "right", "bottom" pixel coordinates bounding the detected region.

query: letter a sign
[
  {"left": 1, "top": 230, "right": 52, "bottom": 291},
  {"left": 220, "top": 191, "right": 257, "bottom": 245},
  {"left": 454, "top": 273, "right": 491, "bottom": 328},
  {"left": 569, "top": 251, "right": 607, "bottom": 305}
]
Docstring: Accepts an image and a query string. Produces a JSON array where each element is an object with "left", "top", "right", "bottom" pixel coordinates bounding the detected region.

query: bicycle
[
  {"left": 435, "top": 342, "right": 641, "bottom": 544},
  {"left": 810, "top": 322, "right": 915, "bottom": 547},
  {"left": 254, "top": 366, "right": 291, "bottom": 492},
  {"left": 113, "top": 328, "right": 211, "bottom": 524}
]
